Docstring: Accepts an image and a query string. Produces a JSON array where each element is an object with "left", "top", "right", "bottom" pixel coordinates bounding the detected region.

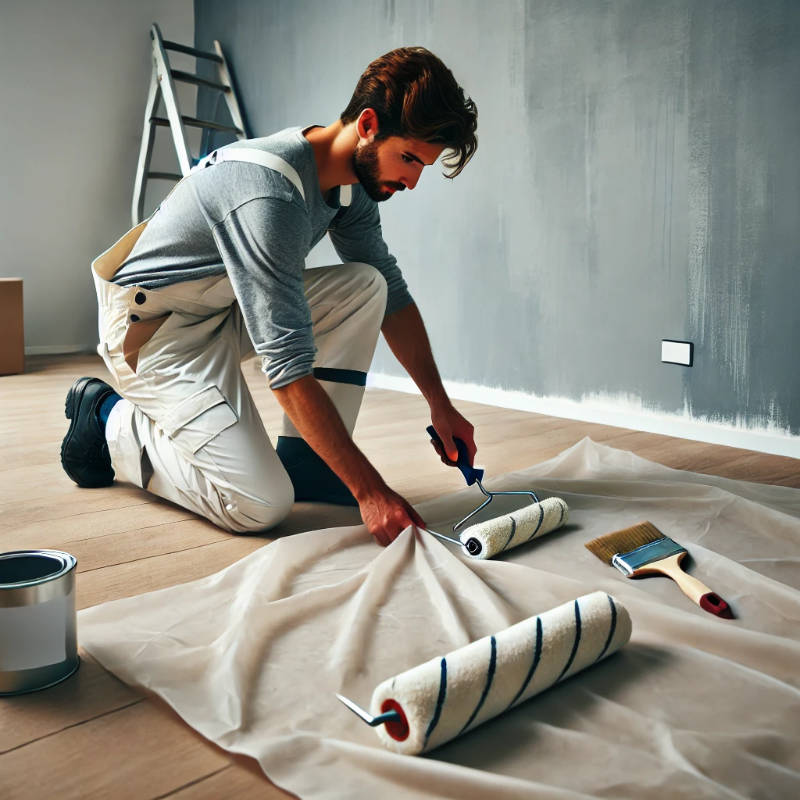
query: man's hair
[{"left": 340, "top": 47, "right": 478, "bottom": 178}]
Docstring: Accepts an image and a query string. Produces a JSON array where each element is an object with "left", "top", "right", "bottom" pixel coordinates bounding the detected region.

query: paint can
[{"left": 0, "top": 550, "right": 80, "bottom": 695}]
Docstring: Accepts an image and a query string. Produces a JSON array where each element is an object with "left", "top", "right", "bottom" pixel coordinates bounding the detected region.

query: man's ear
[{"left": 356, "top": 108, "right": 379, "bottom": 142}]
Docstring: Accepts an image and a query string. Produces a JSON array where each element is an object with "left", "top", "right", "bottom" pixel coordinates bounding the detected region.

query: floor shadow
[{"left": 252, "top": 502, "right": 362, "bottom": 541}]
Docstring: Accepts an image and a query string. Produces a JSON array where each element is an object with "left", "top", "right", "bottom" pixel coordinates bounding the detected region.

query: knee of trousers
[
  {"left": 218, "top": 475, "right": 294, "bottom": 534},
  {"left": 344, "top": 262, "right": 388, "bottom": 313}
]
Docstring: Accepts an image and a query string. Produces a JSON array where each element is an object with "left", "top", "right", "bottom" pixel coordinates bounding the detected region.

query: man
[{"left": 61, "top": 46, "right": 479, "bottom": 546}]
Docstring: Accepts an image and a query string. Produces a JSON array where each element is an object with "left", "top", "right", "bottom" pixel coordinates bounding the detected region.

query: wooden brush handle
[{"left": 643, "top": 554, "right": 733, "bottom": 618}]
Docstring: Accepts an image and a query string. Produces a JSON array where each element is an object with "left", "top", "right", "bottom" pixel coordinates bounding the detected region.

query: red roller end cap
[
  {"left": 700, "top": 592, "right": 734, "bottom": 619},
  {"left": 381, "top": 699, "right": 410, "bottom": 741}
]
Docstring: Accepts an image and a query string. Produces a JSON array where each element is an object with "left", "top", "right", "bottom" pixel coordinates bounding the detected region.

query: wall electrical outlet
[{"left": 661, "top": 339, "right": 694, "bottom": 367}]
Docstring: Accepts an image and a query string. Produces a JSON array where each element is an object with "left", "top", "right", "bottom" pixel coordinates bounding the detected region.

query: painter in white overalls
[{"left": 91, "top": 128, "right": 408, "bottom": 532}]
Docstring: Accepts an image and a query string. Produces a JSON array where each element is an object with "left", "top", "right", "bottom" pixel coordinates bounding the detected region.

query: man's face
[{"left": 352, "top": 136, "right": 445, "bottom": 202}]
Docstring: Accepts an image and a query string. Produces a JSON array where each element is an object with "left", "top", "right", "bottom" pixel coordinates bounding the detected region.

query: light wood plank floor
[{"left": 1, "top": 354, "right": 797, "bottom": 799}]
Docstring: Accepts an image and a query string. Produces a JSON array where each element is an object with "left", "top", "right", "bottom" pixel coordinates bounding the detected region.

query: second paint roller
[
  {"left": 338, "top": 591, "right": 631, "bottom": 755},
  {"left": 425, "top": 426, "right": 569, "bottom": 558}
]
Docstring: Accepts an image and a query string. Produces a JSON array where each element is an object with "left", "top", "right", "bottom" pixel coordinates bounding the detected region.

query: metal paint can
[{"left": 0, "top": 550, "right": 80, "bottom": 695}]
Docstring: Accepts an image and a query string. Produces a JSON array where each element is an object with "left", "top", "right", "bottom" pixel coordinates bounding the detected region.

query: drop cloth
[{"left": 78, "top": 439, "right": 800, "bottom": 799}]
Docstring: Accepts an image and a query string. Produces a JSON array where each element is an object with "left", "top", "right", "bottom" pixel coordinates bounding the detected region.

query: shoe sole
[{"left": 61, "top": 377, "right": 114, "bottom": 488}]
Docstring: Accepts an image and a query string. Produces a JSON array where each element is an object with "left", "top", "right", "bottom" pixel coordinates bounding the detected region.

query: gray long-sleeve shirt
[{"left": 114, "top": 126, "right": 413, "bottom": 387}]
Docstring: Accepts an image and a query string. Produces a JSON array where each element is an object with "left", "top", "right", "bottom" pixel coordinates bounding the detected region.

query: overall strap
[
  {"left": 95, "top": 146, "right": 309, "bottom": 281},
  {"left": 193, "top": 147, "right": 306, "bottom": 203}
]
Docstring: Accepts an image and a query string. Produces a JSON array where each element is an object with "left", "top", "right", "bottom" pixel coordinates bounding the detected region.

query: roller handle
[
  {"left": 336, "top": 693, "right": 410, "bottom": 740},
  {"left": 426, "top": 425, "right": 484, "bottom": 486}
]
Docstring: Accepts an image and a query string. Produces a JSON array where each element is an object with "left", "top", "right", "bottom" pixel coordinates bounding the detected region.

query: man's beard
[{"left": 352, "top": 140, "right": 405, "bottom": 202}]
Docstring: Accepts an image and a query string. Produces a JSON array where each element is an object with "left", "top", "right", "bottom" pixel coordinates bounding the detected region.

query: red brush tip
[{"left": 700, "top": 592, "right": 734, "bottom": 619}]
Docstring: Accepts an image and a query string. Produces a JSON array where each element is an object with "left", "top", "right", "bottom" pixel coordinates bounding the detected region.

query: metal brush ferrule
[{"left": 611, "top": 537, "right": 685, "bottom": 575}]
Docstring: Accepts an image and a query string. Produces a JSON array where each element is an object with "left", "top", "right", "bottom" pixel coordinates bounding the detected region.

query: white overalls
[{"left": 92, "top": 150, "right": 387, "bottom": 532}]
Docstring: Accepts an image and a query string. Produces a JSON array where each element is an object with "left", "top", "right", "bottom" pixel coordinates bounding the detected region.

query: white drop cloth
[{"left": 78, "top": 438, "right": 800, "bottom": 799}]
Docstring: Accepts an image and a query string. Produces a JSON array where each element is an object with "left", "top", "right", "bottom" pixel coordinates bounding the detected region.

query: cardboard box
[{"left": 0, "top": 278, "right": 24, "bottom": 375}]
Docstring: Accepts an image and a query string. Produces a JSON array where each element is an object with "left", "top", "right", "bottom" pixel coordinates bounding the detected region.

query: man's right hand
[
  {"left": 272, "top": 376, "right": 425, "bottom": 545},
  {"left": 357, "top": 485, "right": 426, "bottom": 547}
]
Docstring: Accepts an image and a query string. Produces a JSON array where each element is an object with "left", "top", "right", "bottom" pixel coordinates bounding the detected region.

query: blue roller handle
[{"left": 426, "top": 425, "right": 484, "bottom": 486}]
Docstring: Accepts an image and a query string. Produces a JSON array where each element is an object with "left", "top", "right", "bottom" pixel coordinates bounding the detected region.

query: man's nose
[{"left": 402, "top": 173, "right": 420, "bottom": 191}]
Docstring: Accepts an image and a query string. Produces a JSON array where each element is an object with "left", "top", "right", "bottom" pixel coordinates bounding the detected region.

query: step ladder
[{"left": 131, "top": 23, "right": 248, "bottom": 225}]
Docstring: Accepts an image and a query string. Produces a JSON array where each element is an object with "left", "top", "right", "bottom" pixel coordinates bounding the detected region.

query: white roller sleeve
[
  {"left": 460, "top": 497, "right": 569, "bottom": 559},
  {"left": 370, "top": 591, "right": 631, "bottom": 755}
]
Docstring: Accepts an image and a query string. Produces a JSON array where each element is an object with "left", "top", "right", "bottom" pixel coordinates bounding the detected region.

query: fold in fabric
[{"left": 79, "top": 438, "right": 800, "bottom": 799}]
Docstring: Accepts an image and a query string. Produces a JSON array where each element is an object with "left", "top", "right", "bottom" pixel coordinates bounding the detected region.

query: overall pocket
[
  {"left": 160, "top": 385, "right": 238, "bottom": 454},
  {"left": 122, "top": 314, "right": 171, "bottom": 372}
]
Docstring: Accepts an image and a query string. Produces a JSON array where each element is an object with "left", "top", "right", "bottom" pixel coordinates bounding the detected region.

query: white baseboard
[
  {"left": 25, "top": 345, "right": 96, "bottom": 355},
  {"left": 367, "top": 373, "right": 800, "bottom": 460}
]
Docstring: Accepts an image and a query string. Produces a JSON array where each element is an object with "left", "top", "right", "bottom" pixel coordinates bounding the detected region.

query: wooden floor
[{"left": 1, "top": 354, "right": 797, "bottom": 799}]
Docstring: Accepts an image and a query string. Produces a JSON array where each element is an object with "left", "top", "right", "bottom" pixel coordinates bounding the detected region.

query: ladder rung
[
  {"left": 170, "top": 69, "right": 229, "bottom": 92},
  {"left": 146, "top": 172, "right": 183, "bottom": 181},
  {"left": 151, "top": 115, "right": 242, "bottom": 134},
  {"left": 161, "top": 39, "right": 223, "bottom": 63}
]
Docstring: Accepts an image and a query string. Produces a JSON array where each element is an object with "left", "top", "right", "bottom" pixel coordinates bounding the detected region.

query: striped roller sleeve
[
  {"left": 595, "top": 595, "right": 618, "bottom": 662},
  {"left": 556, "top": 600, "right": 582, "bottom": 682},
  {"left": 501, "top": 518, "right": 517, "bottom": 551},
  {"left": 424, "top": 658, "right": 448, "bottom": 745},
  {"left": 505, "top": 616, "right": 544, "bottom": 711},
  {"left": 524, "top": 504, "right": 545, "bottom": 542},
  {"left": 458, "top": 636, "right": 498, "bottom": 735},
  {"left": 369, "top": 592, "right": 631, "bottom": 756}
]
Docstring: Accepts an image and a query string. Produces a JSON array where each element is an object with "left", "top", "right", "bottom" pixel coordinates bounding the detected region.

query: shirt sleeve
[
  {"left": 328, "top": 189, "right": 414, "bottom": 316},
  {"left": 211, "top": 196, "right": 316, "bottom": 388}
]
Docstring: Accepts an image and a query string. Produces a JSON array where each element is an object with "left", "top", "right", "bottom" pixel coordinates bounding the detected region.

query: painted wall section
[
  {"left": 686, "top": 2, "right": 800, "bottom": 436},
  {"left": 0, "top": 0, "right": 194, "bottom": 352},
  {"left": 194, "top": 0, "right": 799, "bottom": 440}
]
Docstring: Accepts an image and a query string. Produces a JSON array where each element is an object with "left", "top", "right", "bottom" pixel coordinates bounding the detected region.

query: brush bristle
[{"left": 584, "top": 521, "right": 666, "bottom": 564}]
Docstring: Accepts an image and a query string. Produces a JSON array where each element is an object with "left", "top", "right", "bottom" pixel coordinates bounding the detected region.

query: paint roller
[
  {"left": 423, "top": 426, "right": 569, "bottom": 559},
  {"left": 337, "top": 591, "right": 631, "bottom": 755}
]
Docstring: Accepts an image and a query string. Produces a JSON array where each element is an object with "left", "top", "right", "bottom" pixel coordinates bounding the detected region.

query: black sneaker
[
  {"left": 276, "top": 436, "right": 358, "bottom": 506},
  {"left": 60, "top": 377, "right": 116, "bottom": 488}
]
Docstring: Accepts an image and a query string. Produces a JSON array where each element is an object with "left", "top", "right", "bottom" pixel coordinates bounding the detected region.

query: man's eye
[{"left": 401, "top": 154, "right": 414, "bottom": 163}]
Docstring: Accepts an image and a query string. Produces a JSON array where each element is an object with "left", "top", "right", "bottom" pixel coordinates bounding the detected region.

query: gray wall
[
  {"left": 196, "top": 0, "right": 799, "bottom": 438},
  {"left": 0, "top": 0, "right": 193, "bottom": 352}
]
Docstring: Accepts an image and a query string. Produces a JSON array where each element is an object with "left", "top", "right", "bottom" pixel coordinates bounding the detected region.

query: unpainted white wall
[{"left": 0, "top": 0, "right": 194, "bottom": 352}]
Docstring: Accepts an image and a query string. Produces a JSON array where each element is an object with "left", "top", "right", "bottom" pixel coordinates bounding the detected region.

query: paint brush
[{"left": 585, "top": 522, "right": 734, "bottom": 618}]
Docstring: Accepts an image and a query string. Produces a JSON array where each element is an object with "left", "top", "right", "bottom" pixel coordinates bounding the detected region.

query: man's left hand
[{"left": 429, "top": 404, "right": 476, "bottom": 466}]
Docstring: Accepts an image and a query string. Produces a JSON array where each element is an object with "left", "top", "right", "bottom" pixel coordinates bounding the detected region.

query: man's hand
[
  {"left": 429, "top": 403, "right": 477, "bottom": 466},
  {"left": 357, "top": 484, "right": 426, "bottom": 547},
  {"left": 273, "top": 376, "right": 426, "bottom": 547}
]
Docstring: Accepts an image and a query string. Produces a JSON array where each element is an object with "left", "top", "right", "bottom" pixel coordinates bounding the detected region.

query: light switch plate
[{"left": 661, "top": 339, "right": 693, "bottom": 366}]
